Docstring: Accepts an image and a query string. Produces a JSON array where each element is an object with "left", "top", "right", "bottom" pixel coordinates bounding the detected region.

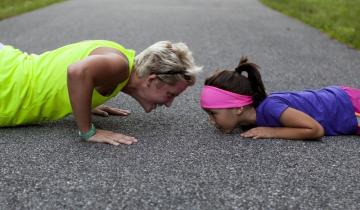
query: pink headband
[{"left": 200, "top": 85, "right": 253, "bottom": 109}]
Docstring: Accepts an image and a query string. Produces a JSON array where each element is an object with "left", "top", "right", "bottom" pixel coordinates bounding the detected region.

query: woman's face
[
  {"left": 206, "top": 108, "right": 240, "bottom": 133},
  {"left": 138, "top": 76, "right": 189, "bottom": 113}
]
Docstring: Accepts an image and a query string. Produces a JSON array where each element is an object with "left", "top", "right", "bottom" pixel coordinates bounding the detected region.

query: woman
[{"left": 0, "top": 40, "right": 201, "bottom": 145}]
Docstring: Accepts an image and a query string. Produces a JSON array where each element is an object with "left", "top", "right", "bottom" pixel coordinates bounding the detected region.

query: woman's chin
[
  {"left": 137, "top": 101, "right": 152, "bottom": 113},
  {"left": 143, "top": 107, "right": 152, "bottom": 113},
  {"left": 142, "top": 105, "right": 154, "bottom": 113}
]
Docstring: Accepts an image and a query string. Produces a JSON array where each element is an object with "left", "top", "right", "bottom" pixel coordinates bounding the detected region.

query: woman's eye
[{"left": 167, "top": 93, "right": 175, "bottom": 98}]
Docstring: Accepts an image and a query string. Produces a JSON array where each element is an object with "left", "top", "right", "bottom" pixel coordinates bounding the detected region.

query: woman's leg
[{"left": 0, "top": 42, "right": 4, "bottom": 50}]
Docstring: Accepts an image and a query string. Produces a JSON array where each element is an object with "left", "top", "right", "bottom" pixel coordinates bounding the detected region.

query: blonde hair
[{"left": 134, "top": 41, "right": 202, "bottom": 85}]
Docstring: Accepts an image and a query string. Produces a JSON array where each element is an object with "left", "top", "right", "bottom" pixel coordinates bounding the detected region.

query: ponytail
[
  {"left": 234, "top": 57, "right": 267, "bottom": 107},
  {"left": 204, "top": 56, "right": 267, "bottom": 108}
]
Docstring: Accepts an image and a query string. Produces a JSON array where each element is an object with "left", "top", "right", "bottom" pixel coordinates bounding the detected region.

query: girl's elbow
[{"left": 311, "top": 125, "right": 325, "bottom": 139}]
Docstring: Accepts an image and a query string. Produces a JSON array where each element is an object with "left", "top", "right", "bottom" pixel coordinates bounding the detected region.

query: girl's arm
[
  {"left": 67, "top": 53, "right": 137, "bottom": 145},
  {"left": 241, "top": 107, "right": 325, "bottom": 140}
]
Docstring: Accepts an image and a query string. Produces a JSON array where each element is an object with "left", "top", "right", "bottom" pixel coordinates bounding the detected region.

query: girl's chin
[{"left": 220, "top": 128, "right": 234, "bottom": 134}]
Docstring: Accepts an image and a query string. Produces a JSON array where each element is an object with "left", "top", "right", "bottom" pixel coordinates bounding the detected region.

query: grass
[
  {"left": 0, "top": 0, "right": 65, "bottom": 21},
  {"left": 260, "top": 0, "right": 360, "bottom": 50}
]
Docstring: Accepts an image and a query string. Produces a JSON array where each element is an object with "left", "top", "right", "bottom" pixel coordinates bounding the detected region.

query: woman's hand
[
  {"left": 88, "top": 129, "right": 137, "bottom": 145},
  {"left": 92, "top": 105, "right": 130, "bottom": 117}
]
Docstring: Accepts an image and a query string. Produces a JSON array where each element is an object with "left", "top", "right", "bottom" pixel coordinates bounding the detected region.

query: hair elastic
[{"left": 200, "top": 85, "right": 253, "bottom": 109}]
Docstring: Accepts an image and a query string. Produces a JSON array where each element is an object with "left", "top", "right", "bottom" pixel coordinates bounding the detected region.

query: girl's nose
[{"left": 208, "top": 116, "right": 216, "bottom": 125}]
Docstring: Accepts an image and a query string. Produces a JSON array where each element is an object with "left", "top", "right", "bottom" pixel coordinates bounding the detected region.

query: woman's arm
[
  {"left": 92, "top": 105, "right": 130, "bottom": 117},
  {"left": 241, "top": 107, "right": 325, "bottom": 140},
  {"left": 67, "top": 53, "right": 137, "bottom": 145}
]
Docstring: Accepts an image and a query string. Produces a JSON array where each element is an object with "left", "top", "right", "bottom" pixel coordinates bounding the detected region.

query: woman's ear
[{"left": 145, "top": 74, "right": 158, "bottom": 87}]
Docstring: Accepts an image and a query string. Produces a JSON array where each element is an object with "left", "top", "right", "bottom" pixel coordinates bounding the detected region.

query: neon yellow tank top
[{"left": 0, "top": 40, "right": 135, "bottom": 126}]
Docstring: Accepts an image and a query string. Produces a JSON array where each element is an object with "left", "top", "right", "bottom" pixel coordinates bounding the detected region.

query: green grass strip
[
  {"left": 0, "top": 0, "right": 65, "bottom": 21},
  {"left": 260, "top": 0, "right": 360, "bottom": 50}
]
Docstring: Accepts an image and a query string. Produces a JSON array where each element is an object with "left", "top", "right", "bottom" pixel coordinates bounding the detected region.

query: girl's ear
[{"left": 235, "top": 107, "right": 245, "bottom": 115}]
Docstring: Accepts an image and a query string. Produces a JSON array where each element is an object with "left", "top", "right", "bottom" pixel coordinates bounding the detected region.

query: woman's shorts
[{"left": 342, "top": 86, "right": 360, "bottom": 135}]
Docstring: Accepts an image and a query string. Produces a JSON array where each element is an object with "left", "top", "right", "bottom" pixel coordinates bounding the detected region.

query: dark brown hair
[{"left": 204, "top": 56, "right": 267, "bottom": 107}]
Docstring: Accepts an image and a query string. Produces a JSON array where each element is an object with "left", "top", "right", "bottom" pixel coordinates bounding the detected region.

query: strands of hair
[{"left": 135, "top": 41, "right": 202, "bottom": 85}]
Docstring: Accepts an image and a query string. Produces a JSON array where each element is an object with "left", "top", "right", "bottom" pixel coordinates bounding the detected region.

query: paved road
[{"left": 1, "top": 0, "right": 360, "bottom": 209}]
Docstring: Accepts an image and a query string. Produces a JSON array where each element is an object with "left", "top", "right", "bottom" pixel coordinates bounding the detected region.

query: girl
[
  {"left": 200, "top": 57, "right": 360, "bottom": 140},
  {"left": 0, "top": 40, "right": 201, "bottom": 145}
]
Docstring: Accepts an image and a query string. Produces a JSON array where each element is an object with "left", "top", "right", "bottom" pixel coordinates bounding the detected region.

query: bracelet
[{"left": 78, "top": 123, "right": 96, "bottom": 141}]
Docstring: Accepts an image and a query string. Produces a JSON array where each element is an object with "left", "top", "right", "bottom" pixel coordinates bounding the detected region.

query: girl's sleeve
[{"left": 257, "top": 97, "right": 289, "bottom": 127}]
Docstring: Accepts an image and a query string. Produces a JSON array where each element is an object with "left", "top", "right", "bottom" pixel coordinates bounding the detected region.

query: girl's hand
[
  {"left": 92, "top": 105, "right": 130, "bottom": 117},
  {"left": 241, "top": 127, "right": 274, "bottom": 139},
  {"left": 88, "top": 129, "right": 138, "bottom": 145}
]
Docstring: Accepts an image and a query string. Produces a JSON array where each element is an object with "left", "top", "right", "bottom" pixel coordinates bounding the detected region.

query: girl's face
[{"left": 206, "top": 108, "right": 240, "bottom": 133}]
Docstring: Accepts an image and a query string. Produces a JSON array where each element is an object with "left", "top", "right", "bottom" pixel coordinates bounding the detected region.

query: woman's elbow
[
  {"left": 67, "top": 64, "right": 87, "bottom": 82},
  {"left": 68, "top": 65, "right": 80, "bottom": 78}
]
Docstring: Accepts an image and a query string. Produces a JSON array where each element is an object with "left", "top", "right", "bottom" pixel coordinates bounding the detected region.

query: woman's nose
[{"left": 165, "top": 98, "right": 174, "bottom": 107}]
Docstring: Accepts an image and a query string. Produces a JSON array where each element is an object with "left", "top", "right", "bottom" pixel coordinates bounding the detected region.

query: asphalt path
[{"left": 1, "top": 0, "right": 360, "bottom": 209}]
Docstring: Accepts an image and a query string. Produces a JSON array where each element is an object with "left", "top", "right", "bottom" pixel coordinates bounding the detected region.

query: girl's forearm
[
  {"left": 268, "top": 127, "right": 324, "bottom": 140},
  {"left": 241, "top": 126, "right": 325, "bottom": 140}
]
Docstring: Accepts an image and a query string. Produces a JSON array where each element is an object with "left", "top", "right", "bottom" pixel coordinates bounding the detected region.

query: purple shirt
[{"left": 256, "top": 86, "right": 358, "bottom": 135}]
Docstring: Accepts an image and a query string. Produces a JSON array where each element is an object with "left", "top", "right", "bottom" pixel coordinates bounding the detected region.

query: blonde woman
[{"left": 0, "top": 40, "right": 201, "bottom": 145}]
